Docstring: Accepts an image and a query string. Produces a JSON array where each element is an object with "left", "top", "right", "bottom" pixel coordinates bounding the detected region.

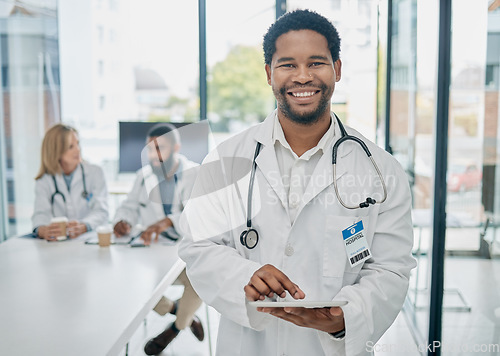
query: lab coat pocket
[{"left": 323, "top": 215, "right": 371, "bottom": 278}]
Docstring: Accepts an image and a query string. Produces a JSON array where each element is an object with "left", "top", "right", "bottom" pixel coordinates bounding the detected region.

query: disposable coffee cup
[
  {"left": 96, "top": 225, "right": 112, "bottom": 247},
  {"left": 51, "top": 217, "right": 68, "bottom": 241}
]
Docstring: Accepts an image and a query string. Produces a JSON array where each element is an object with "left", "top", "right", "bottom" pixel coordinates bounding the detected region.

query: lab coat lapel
[
  {"left": 300, "top": 119, "right": 353, "bottom": 209},
  {"left": 255, "top": 144, "right": 288, "bottom": 209},
  {"left": 300, "top": 151, "right": 333, "bottom": 207},
  {"left": 52, "top": 173, "right": 70, "bottom": 217},
  {"left": 54, "top": 173, "right": 70, "bottom": 198},
  {"left": 253, "top": 111, "right": 288, "bottom": 210},
  {"left": 143, "top": 167, "right": 166, "bottom": 217}
]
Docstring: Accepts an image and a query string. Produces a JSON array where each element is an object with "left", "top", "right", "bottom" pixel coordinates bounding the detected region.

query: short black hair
[
  {"left": 147, "top": 123, "right": 180, "bottom": 145},
  {"left": 263, "top": 9, "right": 341, "bottom": 65}
]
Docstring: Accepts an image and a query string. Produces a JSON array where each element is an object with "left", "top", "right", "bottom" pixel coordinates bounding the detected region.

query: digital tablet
[{"left": 248, "top": 300, "right": 348, "bottom": 308}]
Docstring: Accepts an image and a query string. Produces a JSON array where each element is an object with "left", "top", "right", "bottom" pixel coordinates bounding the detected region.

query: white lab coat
[
  {"left": 32, "top": 162, "right": 108, "bottom": 231},
  {"left": 113, "top": 154, "right": 198, "bottom": 229},
  {"left": 179, "top": 111, "right": 417, "bottom": 356}
]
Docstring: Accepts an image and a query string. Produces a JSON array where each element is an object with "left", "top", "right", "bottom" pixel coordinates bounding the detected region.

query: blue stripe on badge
[{"left": 342, "top": 220, "right": 364, "bottom": 240}]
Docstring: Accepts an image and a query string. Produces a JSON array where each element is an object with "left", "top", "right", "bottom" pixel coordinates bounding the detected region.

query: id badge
[{"left": 342, "top": 220, "right": 371, "bottom": 267}]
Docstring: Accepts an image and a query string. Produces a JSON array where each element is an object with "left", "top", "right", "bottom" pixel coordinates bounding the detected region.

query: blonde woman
[{"left": 32, "top": 124, "right": 109, "bottom": 240}]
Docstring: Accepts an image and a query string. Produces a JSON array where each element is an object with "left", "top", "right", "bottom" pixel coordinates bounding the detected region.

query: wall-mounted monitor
[{"left": 118, "top": 121, "right": 209, "bottom": 173}]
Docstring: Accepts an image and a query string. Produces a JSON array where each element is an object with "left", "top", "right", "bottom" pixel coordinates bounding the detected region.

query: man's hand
[
  {"left": 257, "top": 305, "right": 345, "bottom": 334},
  {"left": 245, "top": 265, "right": 344, "bottom": 334},
  {"left": 244, "top": 264, "right": 305, "bottom": 301},
  {"left": 113, "top": 220, "right": 131, "bottom": 237},
  {"left": 67, "top": 220, "right": 87, "bottom": 238},
  {"left": 140, "top": 218, "right": 173, "bottom": 245},
  {"left": 37, "top": 223, "right": 62, "bottom": 241}
]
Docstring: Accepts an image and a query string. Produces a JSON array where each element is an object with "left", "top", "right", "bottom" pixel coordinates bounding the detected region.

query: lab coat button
[{"left": 285, "top": 244, "right": 294, "bottom": 256}]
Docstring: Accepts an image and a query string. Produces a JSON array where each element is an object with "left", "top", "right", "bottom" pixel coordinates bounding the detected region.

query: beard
[
  {"left": 150, "top": 153, "right": 175, "bottom": 178},
  {"left": 274, "top": 83, "right": 332, "bottom": 125}
]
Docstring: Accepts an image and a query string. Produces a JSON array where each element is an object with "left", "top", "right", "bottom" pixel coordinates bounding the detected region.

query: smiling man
[{"left": 179, "top": 9, "right": 416, "bottom": 356}]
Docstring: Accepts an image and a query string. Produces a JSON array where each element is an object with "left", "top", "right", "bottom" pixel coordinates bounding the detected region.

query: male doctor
[
  {"left": 179, "top": 9, "right": 416, "bottom": 356},
  {"left": 112, "top": 123, "right": 204, "bottom": 355}
]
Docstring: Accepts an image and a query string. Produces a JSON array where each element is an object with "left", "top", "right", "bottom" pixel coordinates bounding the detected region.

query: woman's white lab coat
[
  {"left": 31, "top": 162, "right": 109, "bottom": 231},
  {"left": 179, "top": 111, "right": 417, "bottom": 356},
  {"left": 113, "top": 154, "right": 198, "bottom": 229}
]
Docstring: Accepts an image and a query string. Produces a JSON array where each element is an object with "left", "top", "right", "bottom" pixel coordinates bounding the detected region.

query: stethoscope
[
  {"left": 240, "top": 115, "right": 388, "bottom": 249},
  {"left": 50, "top": 163, "right": 90, "bottom": 215}
]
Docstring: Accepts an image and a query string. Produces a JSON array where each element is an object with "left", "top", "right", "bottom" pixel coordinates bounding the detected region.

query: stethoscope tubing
[
  {"left": 50, "top": 163, "right": 89, "bottom": 215},
  {"left": 332, "top": 155, "right": 387, "bottom": 209},
  {"left": 246, "top": 142, "right": 262, "bottom": 228},
  {"left": 241, "top": 114, "right": 389, "bottom": 248},
  {"left": 331, "top": 116, "right": 388, "bottom": 209}
]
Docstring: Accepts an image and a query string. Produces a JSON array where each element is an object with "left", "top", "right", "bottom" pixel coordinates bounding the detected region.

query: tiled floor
[{"left": 122, "top": 256, "right": 500, "bottom": 356}]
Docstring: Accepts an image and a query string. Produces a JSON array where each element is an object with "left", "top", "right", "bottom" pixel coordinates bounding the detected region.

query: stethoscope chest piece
[{"left": 240, "top": 228, "right": 259, "bottom": 249}]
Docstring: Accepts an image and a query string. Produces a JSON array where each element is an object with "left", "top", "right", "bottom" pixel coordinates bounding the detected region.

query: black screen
[{"left": 118, "top": 121, "right": 209, "bottom": 173}]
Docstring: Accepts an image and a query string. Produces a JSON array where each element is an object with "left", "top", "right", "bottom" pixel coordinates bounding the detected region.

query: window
[
  {"left": 0, "top": 1, "right": 60, "bottom": 237},
  {"left": 206, "top": 1, "right": 275, "bottom": 142}
]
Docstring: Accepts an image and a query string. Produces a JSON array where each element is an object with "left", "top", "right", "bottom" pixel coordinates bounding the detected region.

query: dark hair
[
  {"left": 147, "top": 123, "right": 180, "bottom": 145},
  {"left": 263, "top": 9, "right": 341, "bottom": 65}
]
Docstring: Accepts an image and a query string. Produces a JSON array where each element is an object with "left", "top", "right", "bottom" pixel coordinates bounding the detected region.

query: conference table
[{"left": 0, "top": 233, "right": 185, "bottom": 356}]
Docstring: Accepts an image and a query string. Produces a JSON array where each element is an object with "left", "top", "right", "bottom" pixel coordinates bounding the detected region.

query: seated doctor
[
  {"left": 179, "top": 9, "right": 416, "bottom": 356},
  {"left": 32, "top": 124, "right": 109, "bottom": 240},
  {"left": 112, "top": 123, "right": 204, "bottom": 355}
]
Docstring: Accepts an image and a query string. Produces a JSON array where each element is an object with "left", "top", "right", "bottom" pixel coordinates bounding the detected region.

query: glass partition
[
  {"left": 383, "top": 0, "right": 500, "bottom": 352},
  {"left": 206, "top": 0, "right": 275, "bottom": 144},
  {"left": 380, "top": 0, "right": 440, "bottom": 349},
  {"left": 0, "top": 1, "right": 59, "bottom": 236},
  {"left": 288, "top": 0, "right": 379, "bottom": 141},
  {"left": 0, "top": 0, "right": 201, "bottom": 237},
  {"left": 440, "top": 1, "right": 500, "bottom": 353},
  {"left": 59, "top": 0, "right": 199, "bottom": 187}
]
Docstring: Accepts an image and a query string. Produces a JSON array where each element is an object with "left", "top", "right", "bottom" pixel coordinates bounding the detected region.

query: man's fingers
[
  {"left": 283, "top": 307, "right": 306, "bottom": 315},
  {"left": 141, "top": 231, "right": 151, "bottom": 244},
  {"left": 249, "top": 275, "right": 277, "bottom": 297},
  {"left": 122, "top": 224, "right": 131, "bottom": 234},
  {"left": 244, "top": 284, "right": 266, "bottom": 301},
  {"left": 141, "top": 229, "right": 157, "bottom": 245},
  {"left": 114, "top": 221, "right": 130, "bottom": 236},
  {"left": 254, "top": 269, "right": 289, "bottom": 297},
  {"left": 115, "top": 225, "right": 128, "bottom": 236},
  {"left": 269, "top": 273, "right": 304, "bottom": 299},
  {"left": 329, "top": 307, "right": 343, "bottom": 317},
  {"left": 289, "top": 284, "right": 305, "bottom": 299},
  {"left": 249, "top": 265, "right": 306, "bottom": 299}
]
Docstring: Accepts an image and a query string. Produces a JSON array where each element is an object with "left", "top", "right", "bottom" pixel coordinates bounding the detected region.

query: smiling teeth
[{"left": 293, "top": 92, "right": 315, "bottom": 97}]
